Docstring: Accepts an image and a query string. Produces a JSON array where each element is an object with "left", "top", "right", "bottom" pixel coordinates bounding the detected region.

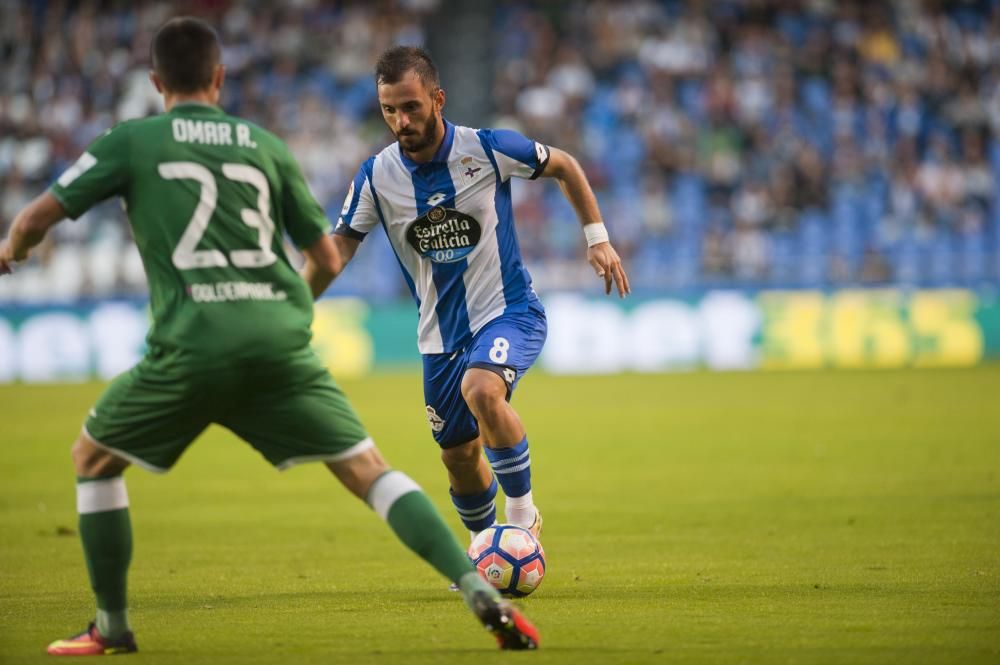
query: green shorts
[{"left": 84, "top": 346, "right": 370, "bottom": 472}]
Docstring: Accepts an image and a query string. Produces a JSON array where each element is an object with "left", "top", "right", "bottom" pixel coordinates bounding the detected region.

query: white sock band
[
  {"left": 506, "top": 490, "right": 534, "bottom": 509},
  {"left": 367, "top": 471, "right": 421, "bottom": 520},
  {"left": 583, "top": 222, "right": 609, "bottom": 247},
  {"left": 505, "top": 490, "right": 536, "bottom": 526},
  {"left": 77, "top": 477, "right": 129, "bottom": 514}
]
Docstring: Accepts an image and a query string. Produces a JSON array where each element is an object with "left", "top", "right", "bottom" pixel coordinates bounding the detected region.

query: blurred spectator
[{"left": 1, "top": 0, "right": 998, "bottom": 304}]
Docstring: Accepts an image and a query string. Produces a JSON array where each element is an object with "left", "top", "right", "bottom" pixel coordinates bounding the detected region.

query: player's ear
[
  {"left": 212, "top": 64, "right": 226, "bottom": 92},
  {"left": 435, "top": 87, "right": 445, "bottom": 113},
  {"left": 149, "top": 71, "right": 163, "bottom": 94}
]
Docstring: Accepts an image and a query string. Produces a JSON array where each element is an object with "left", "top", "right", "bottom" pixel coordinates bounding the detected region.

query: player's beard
[{"left": 396, "top": 110, "right": 440, "bottom": 155}]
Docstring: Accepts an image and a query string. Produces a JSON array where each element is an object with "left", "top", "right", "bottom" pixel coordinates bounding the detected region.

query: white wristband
[{"left": 583, "top": 223, "right": 609, "bottom": 247}]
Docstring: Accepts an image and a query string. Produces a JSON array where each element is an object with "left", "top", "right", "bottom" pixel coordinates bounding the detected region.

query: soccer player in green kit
[{"left": 0, "top": 17, "right": 538, "bottom": 654}]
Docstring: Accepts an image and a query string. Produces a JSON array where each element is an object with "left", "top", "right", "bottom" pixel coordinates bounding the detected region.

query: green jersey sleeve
[
  {"left": 278, "top": 145, "right": 329, "bottom": 250},
  {"left": 49, "top": 124, "right": 131, "bottom": 220}
]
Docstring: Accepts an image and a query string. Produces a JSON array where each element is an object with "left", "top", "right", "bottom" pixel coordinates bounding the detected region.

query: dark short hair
[
  {"left": 375, "top": 46, "right": 440, "bottom": 89},
  {"left": 151, "top": 17, "right": 220, "bottom": 93}
]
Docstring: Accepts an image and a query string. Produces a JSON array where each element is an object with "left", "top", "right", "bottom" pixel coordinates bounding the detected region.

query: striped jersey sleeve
[
  {"left": 477, "top": 129, "right": 550, "bottom": 182},
  {"left": 334, "top": 157, "right": 379, "bottom": 240}
]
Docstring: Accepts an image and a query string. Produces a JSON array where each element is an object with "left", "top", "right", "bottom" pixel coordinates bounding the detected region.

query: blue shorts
[{"left": 422, "top": 307, "right": 547, "bottom": 448}]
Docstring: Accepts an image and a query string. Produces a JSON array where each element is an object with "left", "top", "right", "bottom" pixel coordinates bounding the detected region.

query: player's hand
[
  {"left": 0, "top": 240, "right": 14, "bottom": 276},
  {"left": 587, "top": 242, "right": 630, "bottom": 298}
]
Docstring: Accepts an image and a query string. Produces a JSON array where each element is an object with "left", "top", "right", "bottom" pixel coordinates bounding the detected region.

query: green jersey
[{"left": 50, "top": 103, "right": 326, "bottom": 363}]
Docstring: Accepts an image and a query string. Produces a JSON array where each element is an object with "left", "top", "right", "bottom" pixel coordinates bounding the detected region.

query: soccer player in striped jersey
[
  {"left": 307, "top": 46, "right": 630, "bottom": 550},
  {"left": 0, "top": 19, "right": 537, "bottom": 653}
]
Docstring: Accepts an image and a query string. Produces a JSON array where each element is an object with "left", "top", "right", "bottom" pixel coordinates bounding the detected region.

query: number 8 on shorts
[{"left": 489, "top": 337, "right": 510, "bottom": 364}]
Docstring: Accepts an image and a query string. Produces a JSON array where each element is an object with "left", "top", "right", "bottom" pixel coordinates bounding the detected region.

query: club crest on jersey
[
  {"left": 426, "top": 405, "right": 445, "bottom": 432},
  {"left": 458, "top": 156, "right": 483, "bottom": 184},
  {"left": 406, "top": 206, "right": 482, "bottom": 263}
]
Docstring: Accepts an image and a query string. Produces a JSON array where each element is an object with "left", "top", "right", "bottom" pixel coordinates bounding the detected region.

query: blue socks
[
  {"left": 452, "top": 437, "right": 537, "bottom": 534},
  {"left": 450, "top": 476, "right": 498, "bottom": 533},
  {"left": 484, "top": 436, "right": 531, "bottom": 498},
  {"left": 485, "top": 437, "right": 538, "bottom": 529}
]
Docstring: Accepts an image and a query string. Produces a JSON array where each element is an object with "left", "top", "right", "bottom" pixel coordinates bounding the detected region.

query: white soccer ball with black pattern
[{"left": 468, "top": 524, "right": 545, "bottom": 598}]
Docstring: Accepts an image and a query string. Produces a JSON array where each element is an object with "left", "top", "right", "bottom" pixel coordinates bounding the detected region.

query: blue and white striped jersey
[{"left": 335, "top": 120, "right": 550, "bottom": 354}]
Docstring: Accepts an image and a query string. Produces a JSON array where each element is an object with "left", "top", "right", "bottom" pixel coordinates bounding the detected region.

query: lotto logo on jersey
[
  {"left": 535, "top": 143, "right": 549, "bottom": 166},
  {"left": 405, "top": 206, "right": 482, "bottom": 263}
]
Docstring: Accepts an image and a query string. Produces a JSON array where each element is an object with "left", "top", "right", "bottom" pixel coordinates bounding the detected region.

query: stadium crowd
[{"left": 1, "top": 0, "right": 997, "bottom": 301}]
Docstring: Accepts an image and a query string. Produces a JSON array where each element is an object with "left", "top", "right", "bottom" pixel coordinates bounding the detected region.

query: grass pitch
[{"left": 1, "top": 367, "right": 998, "bottom": 664}]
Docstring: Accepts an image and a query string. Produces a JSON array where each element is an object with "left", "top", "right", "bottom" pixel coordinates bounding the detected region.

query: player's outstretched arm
[
  {"left": 0, "top": 192, "right": 67, "bottom": 275},
  {"left": 540, "top": 148, "right": 631, "bottom": 297},
  {"left": 300, "top": 233, "right": 361, "bottom": 299}
]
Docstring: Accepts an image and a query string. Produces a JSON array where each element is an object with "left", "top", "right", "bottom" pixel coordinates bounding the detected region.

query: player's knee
[
  {"left": 461, "top": 376, "right": 505, "bottom": 416},
  {"left": 326, "top": 447, "right": 390, "bottom": 500},
  {"left": 70, "top": 437, "right": 97, "bottom": 474},
  {"left": 71, "top": 436, "right": 128, "bottom": 477}
]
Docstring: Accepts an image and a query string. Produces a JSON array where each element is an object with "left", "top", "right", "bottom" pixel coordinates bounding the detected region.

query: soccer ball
[{"left": 468, "top": 524, "right": 545, "bottom": 598}]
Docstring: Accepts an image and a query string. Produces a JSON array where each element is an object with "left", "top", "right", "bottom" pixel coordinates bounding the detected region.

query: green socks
[
  {"left": 96, "top": 609, "right": 130, "bottom": 640},
  {"left": 77, "top": 470, "right": 488, "bottom": 641},
  {"left": 457, "top": 570, "right": 502, "bottom": 609},
  {"left": 77, "top": 476, "right": 133, "bottom": 639},
  {"left": 367, "top": 471, "right": 477, "bottom": 583}
]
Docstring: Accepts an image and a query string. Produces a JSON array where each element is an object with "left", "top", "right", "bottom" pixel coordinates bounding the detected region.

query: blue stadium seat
[
  {"left": 671, "top": 174, "right": 706, "bottom": 232},
  {"left": 928, "top": 233, "right": 954, "bottom": 285},
  {"left": 798, "top": 210, "right": 828, "bottom": 251},
  {"left": 798, "top": 253, "right": 827, "bottom": 287},
  {"left": 634, "top": 239, "right": 673, "bottom": 288},
  {"left": 862, "top": 177, "right": 887, "bottom": 234},
  {"left": 678, "top": 79, "right": 703, "bottom": 116},
  {"left": 958, "top": 231, "right": 987, "bottom": 284},
  {"left": 670, "top": 245, "right": 701, "bottom": 289},
  {"left": 769, "top": 231, "right": 796, "bottom": 284},
  {"left": 989, "top": 139, "right": 1000, "bottom": 181},
  {"left": 830, "top": 186, "right": 863, "bottom": 274},
  {"left": 992, "top": 185, "right": 1000, "bottom": 247},
  {"left": 893, "top": 234, "right": 920, "bottom": 285},
  {"left": 801, "top": 77, "right": 830, "bottom": 115},
  {"left": 583, "top": 85, "right": 618, "bottom": 130}
]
